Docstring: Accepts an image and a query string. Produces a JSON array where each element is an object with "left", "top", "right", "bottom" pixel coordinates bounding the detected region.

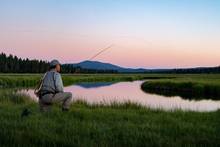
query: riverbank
[
  {"left": 0, "top": 73, "right": 174, "bottom": 88},
  {"left": 0, "top": 91, "right": 220, "bottom": 146},
  {"left": 1, "top": 74, "right": 220, "bottom": 146},
  {"left": 141, "top": 75, "right": 220, "bottom": 100}
]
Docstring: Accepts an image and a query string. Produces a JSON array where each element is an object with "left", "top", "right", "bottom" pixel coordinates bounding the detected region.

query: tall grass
[
  {"left": 0, "top": 94, "right": 220, "bottom": 146},
  {"left": 141, "top": 75, "right": 220, "bottom": 99},
  {"left": 0, "top": 73, "right": 172, "bottom": 88},
  {"left": 0, "top": 89, "right": 33, "bottom": 105},
  {"left": 1, "top": 74, "right": 220, "bottom": 146}
]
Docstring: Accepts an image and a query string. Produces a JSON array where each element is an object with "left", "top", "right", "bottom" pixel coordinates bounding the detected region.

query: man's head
[{"left": 50, "top": 60, "right": 61, "bottom": 72}]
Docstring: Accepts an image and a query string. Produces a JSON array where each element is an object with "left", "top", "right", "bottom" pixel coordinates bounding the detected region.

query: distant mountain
[
  {"left": 69, "top": 60, "right": 149, "bottom": 73},
  {"left": 65, "top": 60, "right": 220, "bottom": 74}
]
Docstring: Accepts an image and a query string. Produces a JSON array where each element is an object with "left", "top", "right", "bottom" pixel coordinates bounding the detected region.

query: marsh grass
[
  {"left": 0, "top": 91, "right": 220, "bottom": 146},
  {"left": 0, "top": 89, "right": 34, "bottom": 105},
  {"left": 141, "top": 74, "right": 220, "bottom": 100},
  {"left": 0, "top": 73, "right": 170, "bottom": 88},
  {"left": 1, "top": 74, "right": 220, "bottom": 146},
  {"left": 0, "top": 74, "right": 40, "bottom": 88},
  {"left": 1, "top": 104, "right": 220, "bottom": 146}
]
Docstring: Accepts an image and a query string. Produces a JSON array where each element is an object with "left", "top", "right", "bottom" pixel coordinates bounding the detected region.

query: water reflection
[
  {"left": 19, "top": 81, "right": 220, "bottom": 112},
  {"left": 75, "top": 82, "right": 116, "bottom": 89}
]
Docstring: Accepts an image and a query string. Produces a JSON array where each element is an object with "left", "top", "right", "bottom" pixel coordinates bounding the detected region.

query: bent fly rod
[
  {"left": 88, "top": 44, "right": 114, "bottom": 61},
  {"left": 73, "top": 44, "right": 114, "bottom": 73}
]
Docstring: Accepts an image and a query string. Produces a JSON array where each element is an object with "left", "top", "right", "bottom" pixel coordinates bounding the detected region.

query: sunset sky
[{"left": 0, "top": 0, "right": 220, "bottom": 68}]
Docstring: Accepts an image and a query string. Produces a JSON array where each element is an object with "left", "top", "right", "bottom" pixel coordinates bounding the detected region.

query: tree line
[
  {"left": 146, "top": 67, "right": 220, "bottom": 74},
  {"left": 0, "top": 52, "right": 49, "bottom": 73},
  {"left": 0, "top": 52, "right": 219, "bottom": 74},
  {"left": 62, "top": 64, "right": 118, "bottom": 74},
  {"left": 169, "top": 67, "right": 220, "bottom": 74},
  {"left": 0, "top": 52, "right": 118, "bottom": 73}
]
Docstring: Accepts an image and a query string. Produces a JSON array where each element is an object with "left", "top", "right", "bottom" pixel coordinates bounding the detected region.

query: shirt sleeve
[{"left": 54, "top": 73, "right": 64, "bottom": 92}]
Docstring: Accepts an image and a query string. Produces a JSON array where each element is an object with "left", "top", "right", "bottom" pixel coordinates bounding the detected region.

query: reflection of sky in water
[{"left": 20, "top": 81, "right": 220, "bottom": 112}]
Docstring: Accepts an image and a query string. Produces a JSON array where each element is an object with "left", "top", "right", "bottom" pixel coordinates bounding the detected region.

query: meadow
[
  {"left": 0, "top": 90, "right": 220, "bottom": 147},
  {"left": 0, "top": 73, "right": 174, "bottom": 88},
  {"left": 0, "top": 74, "right": 220, "bottom": 146}
]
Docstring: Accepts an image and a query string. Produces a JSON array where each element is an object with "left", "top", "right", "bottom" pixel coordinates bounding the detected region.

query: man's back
[{"left": 41, "top": 69, "right": 64, "bottom": 94}]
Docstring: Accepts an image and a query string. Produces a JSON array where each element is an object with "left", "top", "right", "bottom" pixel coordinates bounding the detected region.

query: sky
[{"left": 0, "top": 0, "right": 220, "bottom": 68}]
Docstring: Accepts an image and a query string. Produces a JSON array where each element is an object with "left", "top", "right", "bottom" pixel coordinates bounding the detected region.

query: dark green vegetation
[
  {"left": 141, "top": 74, "right": 220, "bottom": 100},
  {"left": 1, "top": 52, "right": 220, "bottom": 74},
  {"left": 0, "top": 52, "right": 118, "bottom": 74},
  {"left": 0, "top": 90, "right": 220, "bottom": 147},
  {"left": 0, "top": 73, "right": 173, "bottom": 88},
  {"left": 160, "top": 66, "right": 220, "bottom": 74},
  {"left": 0, "top": 52, "right": 49, "bottom": 73},
  {"left": 1, "top": 74, "right": 220, "bottom": 146}
]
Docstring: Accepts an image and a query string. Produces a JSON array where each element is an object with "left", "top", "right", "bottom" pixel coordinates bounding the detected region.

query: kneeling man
[{"left": 39, "top": 60, "right": 72, "bottom": 112}]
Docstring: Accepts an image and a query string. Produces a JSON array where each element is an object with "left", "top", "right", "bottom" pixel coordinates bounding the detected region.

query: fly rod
[
  {"left": 73, "top": 44, "right": 114, "bottom": 73},
  {"left": 88, "top": 44, "right": 114, "bottom": 61}
]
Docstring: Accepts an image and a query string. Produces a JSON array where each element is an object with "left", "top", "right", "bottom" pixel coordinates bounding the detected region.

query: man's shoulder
[
  {"left": 53, "top": 71, "right": 61, "bottom": 78},
  {"left": 47, "top": 71, "right": 61, "bottom": 78},
  {"left": 48, "top": 70, "right": 60, "bottom": 74}
]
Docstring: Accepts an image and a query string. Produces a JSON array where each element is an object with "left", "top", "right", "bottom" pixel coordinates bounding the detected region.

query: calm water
[{"left": 20, "top": 81, "right": 220, "bottom": 112}]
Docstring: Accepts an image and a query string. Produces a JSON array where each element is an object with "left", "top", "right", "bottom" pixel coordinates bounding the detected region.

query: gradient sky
[{"left": 0, "top": 0, "right": 220, "bottom": 68}]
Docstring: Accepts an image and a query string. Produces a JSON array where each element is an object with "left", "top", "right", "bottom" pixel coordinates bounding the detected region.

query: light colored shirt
[{"left": 41, "top": 69, "right": 64, "bottom": 93}]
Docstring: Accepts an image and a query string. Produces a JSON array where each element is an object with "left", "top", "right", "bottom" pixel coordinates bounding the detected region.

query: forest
[
  {"left": 0, "top": 52, "right": 117, "bottom": 73},
  {"left": 0, "top": 52, "right": 219, "bottom": 74}
]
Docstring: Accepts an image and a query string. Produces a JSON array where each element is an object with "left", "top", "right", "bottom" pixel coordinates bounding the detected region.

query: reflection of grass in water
[
  {"left": 141, "top": 75, "right": 220, "bottom": 100},
  {"left": 75, "top": 81, "right": 117, "bottom": 89},
  {"left": 0, "top": 91, "right": 220, "bottom": 146}
]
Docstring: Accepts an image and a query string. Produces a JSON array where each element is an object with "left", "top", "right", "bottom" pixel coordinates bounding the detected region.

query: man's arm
[{"left": 54, "top": 73, "right": 64, "bottom": 93}]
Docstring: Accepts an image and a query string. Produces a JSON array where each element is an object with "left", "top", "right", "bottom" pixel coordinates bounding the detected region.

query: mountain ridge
[
  {"left": 66, "top": 60, "right": 220, "bottom": 73},
  {"left": 69, "top": 60, "right": 148, "bottom": 73}
]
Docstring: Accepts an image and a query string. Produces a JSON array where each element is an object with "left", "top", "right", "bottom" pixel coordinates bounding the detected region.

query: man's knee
[{"left": 65, "top": 92, "right": 72, "bottom": 99}]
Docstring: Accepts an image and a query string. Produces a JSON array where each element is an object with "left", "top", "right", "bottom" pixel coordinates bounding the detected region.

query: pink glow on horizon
[
  {"left": 1, "top": 32, "right": 220, "bottom": 69},
  {"left": 1, "top": 1, "right": 220, "bottom": 68},
  {"left": 1, "top": 21, "right": 220, "bottom": 69}
]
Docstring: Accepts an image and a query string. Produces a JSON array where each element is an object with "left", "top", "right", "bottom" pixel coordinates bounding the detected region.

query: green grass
[
  {"left": 0, "top": 92, "right": 220, "bottom": 147},
  {"left": 0, "top": 73, "right": 174, "bottom": 88},
  {"left": 0, "top": 74, "right": 40, "bottom": 88},
  {"left": 1, "top": 74, "right": 220, "bottom": 146},
  {"left": 141, "top": 74, "right": 220, "bottom": 100},
  {"left": 0, "top": 89, "right": 33, "bottom": 104}
]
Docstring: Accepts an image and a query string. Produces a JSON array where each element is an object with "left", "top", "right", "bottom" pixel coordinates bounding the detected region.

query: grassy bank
[
  {"left": 0, "top": 91, "right": 220, "bottom": 146},
  {"left": 141, "top": 74, "right": 220, "bottom": 99},
  {"left": 0, "top": 73, "right": 174, "bottom": 88},
  {"left": 1, "top": 74, "right": 220, "bottom": 146}
]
